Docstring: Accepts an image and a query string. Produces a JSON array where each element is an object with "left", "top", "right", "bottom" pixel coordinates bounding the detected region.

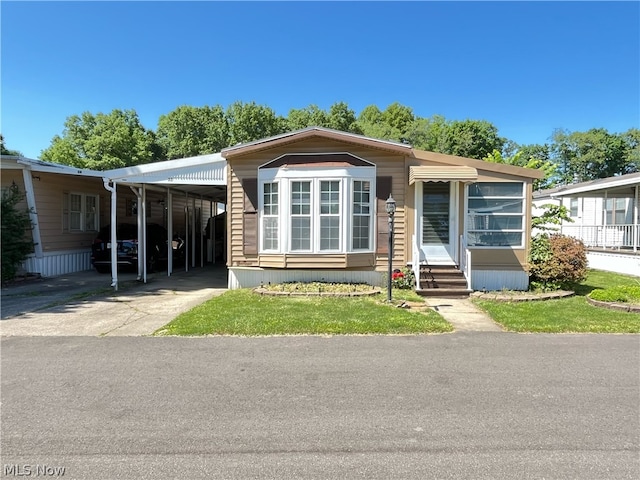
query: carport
[{"left": 101, "top": 154, "right": 227, "bottom": 290}]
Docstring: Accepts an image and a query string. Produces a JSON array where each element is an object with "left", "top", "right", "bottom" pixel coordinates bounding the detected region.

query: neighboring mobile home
[
  {"left": 221, "top": 127, "right": 544, "bottom": 293},
  {"left": 533, "top": 172, "right": 640, "bottom": 277},
  {"left": 1, "top": 155, "right": 221, "bottom": 279}
]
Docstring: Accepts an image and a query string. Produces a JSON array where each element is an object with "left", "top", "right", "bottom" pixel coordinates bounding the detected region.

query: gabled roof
[
  {"left": 411, "top": 149, "right": 544, "bottom": 180},
  {"left": 0, "top": 155, "right": 104, "bottom": 177},
  {"left": 534, "top": 172, "right": 640, "bottom": 199},
  {"left": 221, "top": 127, "right": 413, "bottom": 158},
  {"left": 221, "top": 127, "right": 544, "bottom": 180}
]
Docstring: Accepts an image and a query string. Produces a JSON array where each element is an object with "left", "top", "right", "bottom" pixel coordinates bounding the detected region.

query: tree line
[{"left": 3, "top": 102, "right": 639, "bottom": 188}]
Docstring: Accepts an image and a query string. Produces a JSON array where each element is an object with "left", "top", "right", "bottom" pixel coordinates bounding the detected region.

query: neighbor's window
[
  {"left": 605, "top": 198, "right": 627, "bottom": 225},
  {"left": 570, "top": 197, "right": 579, "bottom": 217},
  {"left": 64, "top": 192, "right": 99, "bottom": 232},
  {"left": 467, "top": 182, "right": 524, "bottom": 247}
]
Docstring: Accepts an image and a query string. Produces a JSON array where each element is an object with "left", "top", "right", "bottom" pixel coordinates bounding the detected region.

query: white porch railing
[
  {"left": 560, "top": 224, "right": 639, "bottom": 252},
  {"left": 411, "top": 234, "right": 421, "bottom": 290},
  {"left": 459, "top": 235, "right": 472, "bottom": 290}
]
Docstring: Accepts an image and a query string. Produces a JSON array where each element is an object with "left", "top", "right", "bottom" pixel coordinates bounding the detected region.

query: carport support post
[
  {"left": 103, "top": 180, "right": 118, "bottom": 291},
  {"left": 142, "top": 185, "right": 147, "bottom": 283}
]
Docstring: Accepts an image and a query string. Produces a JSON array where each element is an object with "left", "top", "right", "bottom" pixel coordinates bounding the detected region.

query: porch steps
[{"left": 415, "top": 265, "right": 472, "bottom": 297}]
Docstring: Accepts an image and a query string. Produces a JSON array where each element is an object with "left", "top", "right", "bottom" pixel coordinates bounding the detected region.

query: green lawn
[
  {"left": 475, "top": 270, "right": 640, "bottom": 333},
  {"left": 155, "top": 289, "right": 452, "bottom": 336}
]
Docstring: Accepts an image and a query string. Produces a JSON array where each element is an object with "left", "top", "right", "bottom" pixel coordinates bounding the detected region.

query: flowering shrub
[
  {"left": 528, "top": 233, "right": 587, "bottom": 291},
  {"left": 391, "top": 267, "right": 415, "bottom": 290}
]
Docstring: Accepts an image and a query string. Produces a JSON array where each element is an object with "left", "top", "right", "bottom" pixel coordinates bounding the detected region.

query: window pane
[
  {"left": 468, "top": 182, "right": 523, "bottom": 198},
  {"left": 70, "top": 194, "right": 82, "bottom": 212},
  {"left": 352, "top": 181, "right": 371, "bottom": 250},
  {"left": 352, "top": 216, "right": 370, "bottom": 250},
  {"left": 70, "top": 212, "right": 81, "bottom": 230},
  {"left": 263, "top": 217, "right": 278, "bottom": 250},
  {"left": 468, "top": 215, "right": 523, "bottom": 230},
  {"left": 291, "top": 181, "right": 311, "bottom": 215},
  {"left": 263, "top": 182, "right": 278, "bottom": 216},
  {"left": 291, "top": 217, "right": 311, "bottom": 251},
  {"left": 467, "top": 232, "right": 522, "bottom": 247},
  {"left": 320, "top": 181, "right": 340, "bottom": 215},
  {"left": 468, "top": 199, "right": 523, "bottom": 214},
  {"left": 320, "top": 217, "right": 340, "bottom": 250}
]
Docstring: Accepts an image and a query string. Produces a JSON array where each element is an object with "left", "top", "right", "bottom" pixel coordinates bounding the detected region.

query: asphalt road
[{"left": 1, "top": 334, "right": 638, "bottom": 479}]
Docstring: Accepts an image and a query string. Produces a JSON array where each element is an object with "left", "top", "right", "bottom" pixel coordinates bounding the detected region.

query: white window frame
[
  {"left": 465, "top": 182, "right": 525, "bottom": 249},
  {"left": 64, "top": 192, "right": 100, "bottom": 233},
  {"left": 261, "top": 181, "right": 279, "bottom": 251},
  {"left": 258, "top": 166, "right": 375, "bottom": 255}
]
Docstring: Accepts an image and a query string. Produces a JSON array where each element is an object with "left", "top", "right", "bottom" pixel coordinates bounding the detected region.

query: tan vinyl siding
[
  {"left": 257, "top": 253, "right": 375, "bottom": 269},
  {"left": 33, "top": 174, "right": 105, "bottom": 252}
]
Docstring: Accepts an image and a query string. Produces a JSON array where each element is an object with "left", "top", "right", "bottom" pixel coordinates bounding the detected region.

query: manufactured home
[
  {"left": 221, "top": 128, "right": 543, "bottom": 293},
  {"left": 534, "top": 172, "right": 640, "bottom": 277}
]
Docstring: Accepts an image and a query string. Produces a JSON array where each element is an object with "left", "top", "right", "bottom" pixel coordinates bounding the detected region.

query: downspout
[
  {"left": 21, "top": 168, "right": 44, "bottom": 263},
  {"left": 103, "top": 179, "right": 118, "bottom": 291}
]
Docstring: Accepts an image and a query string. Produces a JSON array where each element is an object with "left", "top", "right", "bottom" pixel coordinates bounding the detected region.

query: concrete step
[{"left": 416, "top": 288, "right": 473, "bottom": 298}]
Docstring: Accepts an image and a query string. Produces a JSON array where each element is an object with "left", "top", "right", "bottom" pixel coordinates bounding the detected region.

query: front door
[{"left": 419, "top": 181, "right": 457, "bottom": 265}]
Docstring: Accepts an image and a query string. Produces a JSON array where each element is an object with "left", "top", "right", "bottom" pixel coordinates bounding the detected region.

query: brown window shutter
[
  {"left": 242, "top": 178, "right": 258, "bottom": 255},
  {"left": 376, "top": 176, "right": 392, "bottom": 254}
]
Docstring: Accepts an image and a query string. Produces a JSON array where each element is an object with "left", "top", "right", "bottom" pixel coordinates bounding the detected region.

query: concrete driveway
[{"left": 0, "top": 264, "right": 227, "bottom": 336}]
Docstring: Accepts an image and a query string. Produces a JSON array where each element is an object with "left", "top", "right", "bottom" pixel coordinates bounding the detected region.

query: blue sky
[{"left": 2, "top": 1, "right": 639, "bottom": 159}]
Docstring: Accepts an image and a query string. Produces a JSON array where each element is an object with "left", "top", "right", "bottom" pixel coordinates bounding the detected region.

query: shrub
[
  {"left": 528, "top": 233, "right": 587, "bottom": 291},
  {"left": 1, "top": 184, "right": 34, "bottom": 282},
  {"left": 589, "top": 285, "right": 640, "bottom": 304},
  {"left": 392, "top": 267, "right": 415, "bottom": 290}
]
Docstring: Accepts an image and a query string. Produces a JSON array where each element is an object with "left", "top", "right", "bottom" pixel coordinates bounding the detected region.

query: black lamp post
[{"left": 386, "top": 194, "right": 396, "bottom": 302}]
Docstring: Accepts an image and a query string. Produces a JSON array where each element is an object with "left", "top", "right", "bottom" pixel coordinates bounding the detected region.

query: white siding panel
[
  {"left": 22, "top": 249, "right": 93, "bottom": 277},
  {"left": 587, "top": 252, "right": 640, "bottom": 277},
  {"left": 471, "top": 269, "right": 529, "bottom": 291},
  {"left": 229, "top": 268, "right": 382, "bottom": 289}
]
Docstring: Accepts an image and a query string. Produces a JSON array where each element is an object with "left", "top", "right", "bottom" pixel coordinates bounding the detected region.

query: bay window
[
  {"left": 467, "top": 182, "right": 524, "bottom": 247},
  {"left": 258, "top": 164, "right": 375, "bottom": 255}
]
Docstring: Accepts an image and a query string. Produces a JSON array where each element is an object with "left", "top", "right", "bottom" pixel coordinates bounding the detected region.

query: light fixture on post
[{"left": 386, "top": 194, "right": 396, "bottom": 303}]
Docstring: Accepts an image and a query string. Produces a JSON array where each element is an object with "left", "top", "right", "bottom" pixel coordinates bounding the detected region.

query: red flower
[{"left": 392, "top": 272, "right": 404, "bottom": 280}]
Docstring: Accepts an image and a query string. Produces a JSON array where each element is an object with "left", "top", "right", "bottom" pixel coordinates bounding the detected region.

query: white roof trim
[
  {"left": 1, "top": 156, "right": 104, "bottom": 177},
  {"left": 535, "top": 172, "right": 640, "bottom": 198},
  {"left": 103, "top": 153, "right": 227, "bottom": 185},
  {"left": 222, "top": 126, "right": 412, "bottom": 154}
]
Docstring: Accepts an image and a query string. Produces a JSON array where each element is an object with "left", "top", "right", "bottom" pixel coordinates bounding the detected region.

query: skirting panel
[
  {"left": 229, "top": 268, "right": 383, "bottom": 290},
  {"left": 22, "top": 249, "right": 93, "bottom": 277},
  {"left": 471, "top": 269, "right": 529, "bottom": 292},
  {"left": 587, "top": 251, "right": 640, "bottom": 277}
]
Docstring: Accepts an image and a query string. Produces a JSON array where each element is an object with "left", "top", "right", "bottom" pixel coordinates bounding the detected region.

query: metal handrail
[{"left": 460, "top": 235, "right": 472, "bottom": 290}]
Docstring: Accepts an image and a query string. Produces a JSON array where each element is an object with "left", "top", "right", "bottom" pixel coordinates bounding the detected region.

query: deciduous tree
[
  {"left": 41, "top": 109, "right": 160, "bottom": 170},
  {"left": 156, "top": 105, "right": 228, "bottom": 159}
]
